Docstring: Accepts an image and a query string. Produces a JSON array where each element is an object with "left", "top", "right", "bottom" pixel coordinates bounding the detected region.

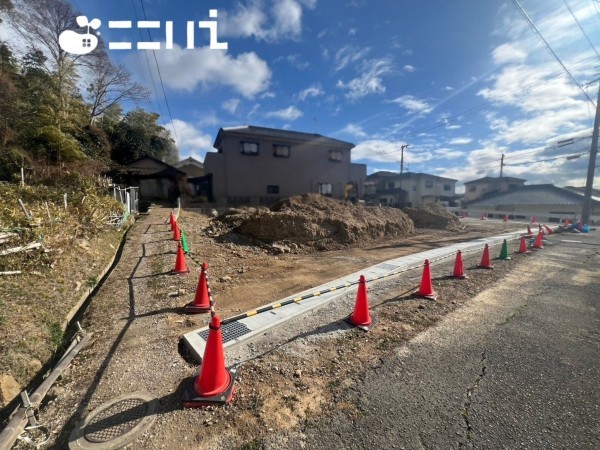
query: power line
[
  {"left": 563, "top": 0, "right": 600, "bottom": 59},
  {"left": 139, "top": 0, "right": 179, "bottom": 146},
  {"left": 511, "top": 0, "right": 596, "bottom": 106}
]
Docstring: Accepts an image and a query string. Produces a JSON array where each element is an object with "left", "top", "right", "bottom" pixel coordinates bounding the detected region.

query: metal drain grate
[
  {"left": 84, "top": 398, "right": 148, "bottom": 443},
  {"left": 376, "top": 263, "right": 400, "bottom": 271},
  {"left": 198, "top": 321, "right": 251, "bottom": 344}
]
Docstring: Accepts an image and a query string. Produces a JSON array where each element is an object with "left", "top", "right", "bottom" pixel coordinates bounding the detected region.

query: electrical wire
[
  {"left": 562, "top": 0, "right": 600, "bottom": 59},
  {"left": 511, "top": 0, "right": 596, "bottom": 106},
  {"left": 139, "top": 0, "right": 179, "bottom": 146}
]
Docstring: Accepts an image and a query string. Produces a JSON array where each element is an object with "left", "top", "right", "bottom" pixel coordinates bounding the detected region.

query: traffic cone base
[
  {"left": 182, "top": 368, "right": 237, "bottom": 408},
  {"left": 185, "top": 263, "right": 210, "bottom": 313},
  {"left": 184, "top": 302, "right": 211, "bottom": 314},
  {"left": 344, "top": 314, "right": 377, "bottom": 331}
]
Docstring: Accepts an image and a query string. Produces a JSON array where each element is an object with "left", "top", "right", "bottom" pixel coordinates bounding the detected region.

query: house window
[
  {"left": 318, "top": 183, "right": 333, "bottom": 196},
  {"left": 425, "top": 180, "right": 434, "bottom": 188},
  {"left": 267, "top": 185, "right": 279, "bottom": 194},
  {"left": 387, "top": 182, "right": 395, "bottom": 189},
  {"left": 443, "top": 184, "right": 451, "bottom": 191},
  {"left": 241, "top": 141, "right": 259, "bottom": 155},
  {"left": 329, "top": 150, "right": 343, "bottom": 162},
  {"left": 273, "top": 144, "right": 290, "bottom": 158},
  {"left": 468, "top": 186, "right": 476, "bottom": 192}
]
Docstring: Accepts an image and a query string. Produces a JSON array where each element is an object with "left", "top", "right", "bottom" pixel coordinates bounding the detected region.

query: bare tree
[{"left": 86, "top": 58, "right": 149, "bottom": 125}]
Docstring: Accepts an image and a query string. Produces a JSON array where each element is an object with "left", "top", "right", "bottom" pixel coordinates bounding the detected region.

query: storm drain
[
  {"left": 198, "top": 320, "right": 251, "bottom": 344},
  {"left": 376, "top": 263, "right": 401, "bottom": 271},
  {"left": 69, "top": 393, "right": 157, "bottom": 450}
]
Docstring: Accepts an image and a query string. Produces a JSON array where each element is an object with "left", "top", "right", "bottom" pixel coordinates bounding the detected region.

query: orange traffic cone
[
  {"left": 185, "top": 263, "right": 211, "bottom": 314},
  {"left": 516, "top": 236, "right": 530, "bottom": 254},
  {"left": 346, "top": 275, "right": 375, "bottom": 331},
  {"left": 479, "top": 244, "right": 494, "bottom": 269},
  {"left": 416, "top": 259, "right": 438, "bottom": 300},
  {"left": 503, "top": 215, "right": 509, "bottom": 222},
  {"left": 182, "top": 315, "right": 237, "bottom": 407},
  {"left": 543, "top": 224, "right": 554, "bottom": 235},
  {"left": 532, "top": 232, "right": 544, "bottom": 249},
  {"left": 481, "top": 212, "right": 487, "bottom": 220},
  {"left": 564, "top": 218, "right": 571, "bottom": 227},
  {"left": 173, "top": 225, "right": 181, "bottom": 241},
  {"left": 452, "top": 250, "right": 467, "bottom": 279},
  {"left": 171, "top": 243, "right": 190, "bottom": 274},
  {"left": 531, "top": 216, "right": 537, "bottom": 224}
]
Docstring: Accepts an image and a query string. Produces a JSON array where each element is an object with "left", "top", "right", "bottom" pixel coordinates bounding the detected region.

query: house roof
[
  {"left": 125, "top": 155, "right": 186, "bottom": 177},
  {"left": 173, "top": 157, "right": 204, "bottom": 169},
  {"left": 463, "top": 176, "right": 527, "bottom": 185},
  {"left": 214, "top": 125, "right": 354, "bottom": 148},
  {"left": 466, "top": 184, "right": 600, "bottom": 206},
  {"left": 564, "top": 185, "right": 600, "bottom": 200},
  {"left": 367, "top": 171, "right": 457, "bottom": 182}
]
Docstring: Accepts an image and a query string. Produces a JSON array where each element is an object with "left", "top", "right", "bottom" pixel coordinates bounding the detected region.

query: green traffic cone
[
  {"left": 498, "top": 239, "right": 511, "bottom": 260},
  {"left": 181, "top": 230, "right": 190, "bottom": 253}
]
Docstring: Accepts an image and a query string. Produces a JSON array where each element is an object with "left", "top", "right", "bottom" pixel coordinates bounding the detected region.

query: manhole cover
[
  {"left": 198, "top": 320, "right": 251, "bottom": 344},
  {"left": 69, "top": 393, "right": 157, "bottom": 450}
]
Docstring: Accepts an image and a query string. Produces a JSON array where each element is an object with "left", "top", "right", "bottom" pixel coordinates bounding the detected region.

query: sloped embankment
[{"left": 402, "top": 204, "right": 461, "bottom": 230}]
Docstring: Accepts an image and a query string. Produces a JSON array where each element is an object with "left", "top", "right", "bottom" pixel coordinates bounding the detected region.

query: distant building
[
  {"left": 173, "top": 157, "right": 204, "bottom": 178},
  {"left": 124, "top": 156, "right": 186, "bottom": 202},
  {"left": 465, "top": 184, "right": 600, "bottom": 223},
  {"left": 204, "top": 125, "right": 367, "bottom": 205},
  {"left": 463, "top": 176, "right": 526, "bottom": 202},
  {"left": 366, "top": 171, "right": 458, "bottom": 207}
]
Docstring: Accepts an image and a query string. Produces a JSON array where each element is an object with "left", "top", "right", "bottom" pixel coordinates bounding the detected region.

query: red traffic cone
[
  {"left": 479, "top": 244, "right": 494, "bottom": 269},
  {"left": 524, "top": 225, "right": 533, "bottom": 237},
  {"left": 564, "top": 218, "right": 571, "bottom": 227},
  {"left": 173, "top": 225, "right": 181, "bottom": 241},
  {"left": 481, "top": 212, "right": 487, "bottom": 220},
  {"left": 516, "top": 236, "right": 530, "bottom": 254},
  {"left": 184, "top": 263, "right": 211, "bottom": 314},
  {"left": 183, "top": 315, "right": 237, "bottom": 407},
  {"left": 578, "top": 220, "right": 583, "bottom": 232},
  {"left": 538, "top": 224, "right": 543, "bottom": 233},
  {"left": 532, "top": 232, "right": 544, "bottom": 249},
  {"left": 531, "top": 216, "right": 537, "bottom": 224},
  {"left": 169, "top": 212, "right": 175, "bottom": 230},
  {"left": 185, "top": 263, "right": 211, "bottom": 314},
  {"left": 452, "top": 250, "right": 467, "bottom": 279},
  {"left": 171, "top": 243, "right": 190, "bottom": 274},
  {"left": 503, "top": 215, "right": 509, "bottom": 222},
  {"left": 416, "top": 259, "right": 438, "bottom": 300},
  {"left": 346, "top": 275, "right": 375, "bottom": 331},
  {"left": 543, "top": 224, "right": 554, "bottom": 235}
]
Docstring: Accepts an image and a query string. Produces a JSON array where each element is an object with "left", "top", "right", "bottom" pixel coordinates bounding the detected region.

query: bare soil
[{"left": 4, "top": 205, "right": 531, "bottom": 449}]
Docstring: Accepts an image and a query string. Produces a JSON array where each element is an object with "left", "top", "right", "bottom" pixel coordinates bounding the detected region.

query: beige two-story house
[
  {"left": 366, "top": 171, "right": 458, "bottom": 207},
  {"left": 204, "top": 126, "right": 367, "bottom": 205},
  {"left": 463, "top": 176, "right": 526, "bottom": 202}
]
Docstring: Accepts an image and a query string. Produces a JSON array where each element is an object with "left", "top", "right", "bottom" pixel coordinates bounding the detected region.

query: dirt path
[{"left": 24, "top": 207, "right": 527, "bottom": 449}]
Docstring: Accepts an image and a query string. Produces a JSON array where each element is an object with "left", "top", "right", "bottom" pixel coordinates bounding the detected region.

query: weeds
[{"left": 46, "top": 321, "right": 64, "bottom": 350}]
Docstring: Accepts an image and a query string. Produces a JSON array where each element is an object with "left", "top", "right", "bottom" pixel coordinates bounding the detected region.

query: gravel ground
[{"left": 13, "top": 207, "right": 537, "bottom": 449}]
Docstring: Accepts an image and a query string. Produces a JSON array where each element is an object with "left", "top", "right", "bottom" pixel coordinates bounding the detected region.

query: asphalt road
[{"left": 279, "top": 232, "right": 600, "bottom": 450}]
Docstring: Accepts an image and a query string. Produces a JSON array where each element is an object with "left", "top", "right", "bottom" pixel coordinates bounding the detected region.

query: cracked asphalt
[{"left": 278, "top": 233, "right": 600, "bottom": 450}]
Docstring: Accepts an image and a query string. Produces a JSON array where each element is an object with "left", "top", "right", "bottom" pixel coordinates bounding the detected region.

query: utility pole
[
  {"left": 500, "top": 154, "right": 505, "bottom": 177},
  {"left": 581, "top": 82, "right": 600, "bottom": 225},
  {"left": 400, "top": 144, "right": 409, "bottom": 174}
]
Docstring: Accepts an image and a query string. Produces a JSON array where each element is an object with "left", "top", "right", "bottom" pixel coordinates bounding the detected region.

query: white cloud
[
  {"left": 170, "top": 119, "right": 215, "bottom": 160},
  {"left": 449, "top": 137, "right": 473, "bottom": 145},
  {"left": 298, "top": 84, "right": 324, "bottom": 101},
  {"left": 337, "top": 58, "right": 392, "bottom": 100},
  {"left": 150, "top": 44, "right": 271, "bottom": 98},
  {"left": 220, "top": 0, "right": 315, "bottom": 42},
  {"left": 340, "top": 123, "right": 367, "bottom": 138},
  {"left": 352, "top": 139, "right": 432, "bottom": 164},
  {"left": 446, "top": 124, "right": 461, "bottom": 130},
  {"left": 348, "top": 28, "right": 357, "bottom": 36},
  {"left": 444, "top": 86, "right": 454, "bottom": 91},
  {"left": 334, "top": 45, "right": 370, "bottom": 72},
  {"left": 403, "top": 64, "right": 416, "bottom": 73},
  {"left": 266, "top": 106, "right": 303, "bottom": 121},
  {"left": 492, "top": 43, "right": 527, "bottom": 65},
  {"left": 222, "top": 98, "right": 241, "bottom": 114},
  {"left": 434, "top": 148, "right": 465, "bottom": 159},
  {"left": 391, "top": 95, "right": 432, "bottom": 114}
]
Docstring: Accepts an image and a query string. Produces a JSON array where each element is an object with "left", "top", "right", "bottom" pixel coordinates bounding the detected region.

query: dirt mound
[
  {"left": 402, "top": 204, "right": 461, "bottom": 230},
  {"left": 211, "top": 194, "right": 415, "bottom": 250}
]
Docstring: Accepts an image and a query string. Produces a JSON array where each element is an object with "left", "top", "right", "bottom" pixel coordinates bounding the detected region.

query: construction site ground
[{"left": 10, "top": 206, "right": 537, "bottom": 449}]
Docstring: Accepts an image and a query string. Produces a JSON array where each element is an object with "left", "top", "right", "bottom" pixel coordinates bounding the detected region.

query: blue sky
[{"left": 5, "top": 0, "right": 600, "bottom": 192}]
